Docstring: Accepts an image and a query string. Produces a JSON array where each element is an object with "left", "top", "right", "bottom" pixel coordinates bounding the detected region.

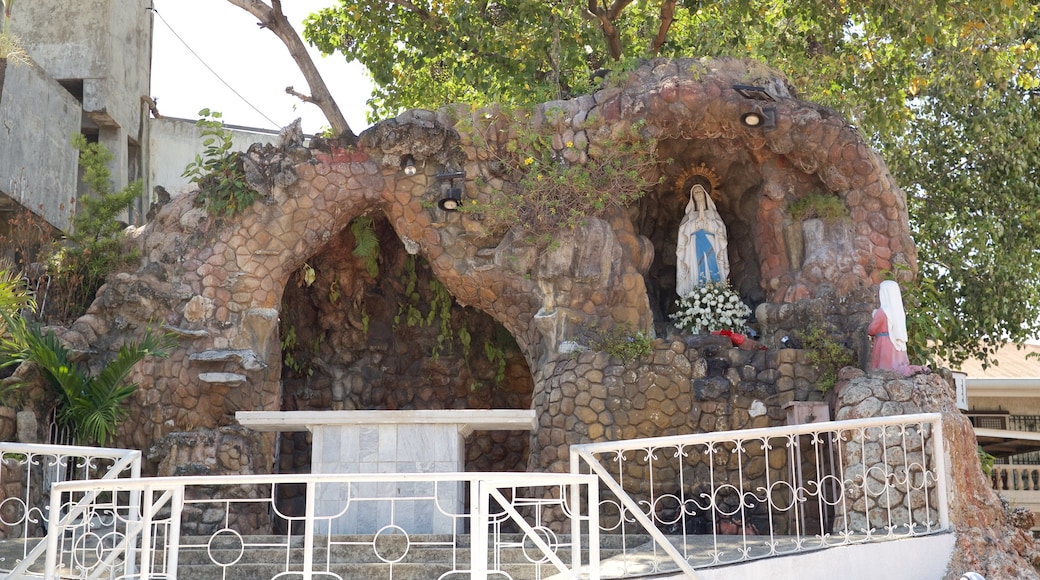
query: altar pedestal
[{"left": 236, "top": 410, "right": 536, "bottom": 534}]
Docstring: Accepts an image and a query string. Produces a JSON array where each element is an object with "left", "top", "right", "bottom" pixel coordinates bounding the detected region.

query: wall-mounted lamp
[
  {"left": 732, "top": 84, "right": 776, "bottom": 102},
  {"left": 435, "top": 170, "right": 466, "bottom": 211},
  {"left": 438, "top": 186, "right": 463, "bottom": 211},
  {"left": 401, "top": 155, "right": 417, "bottom": 176},
  {"left": 741, "top": 106, "right": 777, "bottom": 131}
]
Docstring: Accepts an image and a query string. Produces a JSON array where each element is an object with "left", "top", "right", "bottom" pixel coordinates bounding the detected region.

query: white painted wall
[
  {"left": 146, "top": 116, "right": 283, "bottom": 199},
  {"left": 660, "top": 533, "right": 956, "bottom": 580}
]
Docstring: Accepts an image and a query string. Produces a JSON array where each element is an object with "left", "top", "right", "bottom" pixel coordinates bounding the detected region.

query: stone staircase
[
  {"left": 173, "top": 534, "right": 644, "bottom": 580},
  {"left": 1, "top": 534, "right": 651, "bottom": 580}
]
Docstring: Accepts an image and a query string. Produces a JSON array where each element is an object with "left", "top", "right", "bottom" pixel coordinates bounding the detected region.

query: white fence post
[{"left": 472, "top": 478, "right": 490, "bottom": 578}]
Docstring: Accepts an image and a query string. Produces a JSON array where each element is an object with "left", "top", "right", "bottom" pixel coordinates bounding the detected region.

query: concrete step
[
  {"left": 171, "top": 562, "right": 559, "bottom": 580},
  {"left": 1, "top": 534, "right": 646, "bottom": 580},
  {"left": 179, "top": 533, "right": 643, "bottom": 549},
  {"left": 173, "top": 547, "right": 585, "bottom": 565},
  {"left": 169, "top": 534, "right": 634, "bottom": 580}
]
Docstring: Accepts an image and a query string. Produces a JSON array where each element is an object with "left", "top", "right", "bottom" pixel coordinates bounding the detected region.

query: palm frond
[{"left": 3, "top": 320, "right": 174, "bottom": 445}]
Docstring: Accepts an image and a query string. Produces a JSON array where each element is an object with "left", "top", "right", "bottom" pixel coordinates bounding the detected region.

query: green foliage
[
  {"left": 390, "top": 254, "right": 516, "bottom": 380},
  {"left": 0, "top": 323, "right": 173, "bottom": 445},
  {"left": 458, "top": 112, "right": 658, "bottom": 236},
  {"left": 898, "top": 271, "right": 956, "bottom": 368},
  {"left": 44, "top": 134, "right": 142, "bottom": 322},
  {"left": 891, "top": 84, "right": 1040, "bottom": 367},
  {"left": 182, "top": 109, "right": 259, "bottom": 217},
  {"left": 601, "top": 55, "right": 646, "bottom": 89},
  {"left": 0, "top": 263, "right": 34, "bottom": 405},
  {"left": 798, "top": 324, "right": 856, "bottom": 392},
  {"left": 302, "top": 0, "right": 1040, "bottom": 364},
  {"left": 280, "top": 324, "right": 319, "bottom": 378},
  {"left": 471, "top": 325, "right": 517, "bottom": 390},
  {"left": 304, "top": 1, "right": 1034, "bottom": 130},
  {"left": 0, "top": 263, "right": 34, "bottom": 325},
  {"left": 788, "top": 191, "right": 847, "bottom": 223},
  {"left": 978, "top": 445, "right": 996, "bottom": 477},
  {"left": 588, "top": 325, "right": 653, "bottom": 364},
  {"left": 304, "top": 2, "right": 599, "bottom": 121},
  {"left": 483, "top": 339, "right": 507, "bottom": 385},
  {"left": 429, "top": 279, "right": 453, "bottom": 358},
  {"left": 394, "top": 255, "right": 455, "bottom": 358},
  {"left": 350, "top": 215, "right": 380, "bottom": 277},
  {"left": 394, "top": 254, "right": 424, "bottom": 328}
]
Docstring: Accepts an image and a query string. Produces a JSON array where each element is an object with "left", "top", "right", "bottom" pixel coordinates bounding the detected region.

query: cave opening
[{"left": 271, "top": 215, "right": 534, "bottom": 529}]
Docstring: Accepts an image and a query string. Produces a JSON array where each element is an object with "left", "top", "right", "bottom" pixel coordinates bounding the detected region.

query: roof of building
[{"left": 952, "top": 342, "right": 1040, "bottom": 379}]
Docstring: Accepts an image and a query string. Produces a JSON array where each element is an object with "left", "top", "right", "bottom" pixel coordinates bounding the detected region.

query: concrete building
[
  {"left": 957, "top": 343, "right": 1040, "bottom": 532},
  {"left": 0, "top": 0, "right": 281, "bottom": 249},
  {"left": 1, "top": 0, "right": 153, "bottom": 230}
]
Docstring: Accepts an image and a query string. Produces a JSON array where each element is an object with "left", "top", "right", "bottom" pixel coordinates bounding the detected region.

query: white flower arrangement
[{"left": 670, "top": 280, "right": 751, "bottom": 334}]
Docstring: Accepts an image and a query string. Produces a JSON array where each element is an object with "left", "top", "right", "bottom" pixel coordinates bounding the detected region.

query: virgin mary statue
[{"left": 676, "top": 183, "right": 729, "bottom": 297}]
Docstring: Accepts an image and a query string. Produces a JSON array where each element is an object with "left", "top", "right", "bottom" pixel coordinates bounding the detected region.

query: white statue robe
[{"left": 676, "top": 184, "right": 729, "bottom": 297}]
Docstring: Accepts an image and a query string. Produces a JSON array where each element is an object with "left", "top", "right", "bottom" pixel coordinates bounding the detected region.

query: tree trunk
[{"left": 225, "top": 0, "right": 357, "bottom": 146}]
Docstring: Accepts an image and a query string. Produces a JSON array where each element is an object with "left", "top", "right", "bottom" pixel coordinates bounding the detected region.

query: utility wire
[{"left": 148, "top": 6, "right": 281, "bottom": 129}]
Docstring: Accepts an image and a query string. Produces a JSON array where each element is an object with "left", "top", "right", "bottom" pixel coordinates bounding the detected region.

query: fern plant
[
  {"left": 350, "top": 215, "right": 380, "bottom": 277},
  {"left": 0, "top": 323, "right": 174, "bottom": 445}
]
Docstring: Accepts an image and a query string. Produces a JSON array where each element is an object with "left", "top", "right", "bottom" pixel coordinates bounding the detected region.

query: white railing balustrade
[
  {"left": 570, "top": 412, "right": 949, "bottom": 577},
  {"left": 992, "top": 464, "right": 1040, "bottom": 492},
  {"left": 41, "top": 472, "right": 598, "bottom": 580},
  {"left": 989, "top": 465, "right": 1040, "bottom": 532},
  {"left": 0, "top": 442, "right": 141, "bottom": 576}
]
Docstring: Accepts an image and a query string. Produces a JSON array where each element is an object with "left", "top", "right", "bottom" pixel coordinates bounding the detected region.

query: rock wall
[
  {"left": 4, "top": 55, "right": 1031, "bottom": 573},
  {"left": 834, "top": 368, "right": 1040, "bottom": 579},
  {"left": 531, "top": 336, "right": 830, "bottom": 474},
  {"left": 50, "top": 57, "right": 915, "bottom": 468}
]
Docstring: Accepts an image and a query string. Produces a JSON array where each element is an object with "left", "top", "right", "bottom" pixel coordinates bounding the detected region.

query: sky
[{"left": 149, "top": 0, "right": 374, "bottom": 136}]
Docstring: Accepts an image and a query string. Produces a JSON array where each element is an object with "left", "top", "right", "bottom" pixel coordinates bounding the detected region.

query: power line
[{"left": 148, "top": 6, "right": 281, "bottom": 129}]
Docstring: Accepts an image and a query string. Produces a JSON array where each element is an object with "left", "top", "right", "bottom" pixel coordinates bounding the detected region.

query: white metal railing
[
  {"left": 41, "top": 472, "right": 599, "bottom": 580},
  {"left": 0, "top": 442, "right": 141, "bottom": 577},
  {"left": 570, "top": 412, "right": 949, "bottom": 577}
]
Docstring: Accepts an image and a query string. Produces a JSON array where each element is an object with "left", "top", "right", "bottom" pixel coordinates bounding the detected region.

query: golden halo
[{"left": 674, "top": 163, "right": 722, "bottom": 204}]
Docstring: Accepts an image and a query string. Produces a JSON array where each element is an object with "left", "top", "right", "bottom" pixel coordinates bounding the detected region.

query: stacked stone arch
[
  {"left": 57, "top": 57, "right": 914, "bottom": 474},
  {"left": 13, "top": 56, "right": 1037, "bottom": 578}
]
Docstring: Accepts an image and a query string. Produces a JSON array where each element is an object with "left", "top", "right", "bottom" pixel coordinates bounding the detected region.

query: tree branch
[
  {"left": 226, "top": 0, "right": 357, "bottom": 145},
  {"left": 285, "top": 86, "right": 315, "bottom": 104},
  {"left": 386, "top": 0, "right": 430, "bottom": 19},
  {"left": 649, "top": 0, "right": 676, "bottom": 55},
  {"left": 605, "top": 0, "right": 634, "bottom": 21},
  {"left": 586, "top": 0, "right": 628, "bottom": 60}
]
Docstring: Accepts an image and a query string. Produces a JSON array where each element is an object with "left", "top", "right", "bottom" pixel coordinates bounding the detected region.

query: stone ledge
[
  {"left": 189, "top": 349, "right": 266, "bottom": 371},
  {"left": 198, "top": 372, "right": 247, "bottom": 385}
]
